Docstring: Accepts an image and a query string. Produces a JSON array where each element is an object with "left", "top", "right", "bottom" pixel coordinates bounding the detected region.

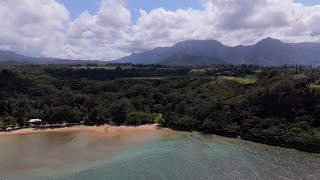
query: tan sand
[{"left": 0, "top": 124, "right": 172, "bottom": 137}]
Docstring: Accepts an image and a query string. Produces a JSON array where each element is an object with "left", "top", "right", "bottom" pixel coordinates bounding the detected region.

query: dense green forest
[{"left": 0, "top": 64, "right": 320, "bottom": 153}]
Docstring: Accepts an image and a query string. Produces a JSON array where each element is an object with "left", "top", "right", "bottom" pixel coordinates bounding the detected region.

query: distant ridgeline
[
  {"left": 115, "top": 38, "right": 320, "bottom": 66},
  {"left": 0, "top": 64, "right": 319, "bottom": 153},
  {"left": 1, "top": 38, "right": 320, "bottom": 66}
]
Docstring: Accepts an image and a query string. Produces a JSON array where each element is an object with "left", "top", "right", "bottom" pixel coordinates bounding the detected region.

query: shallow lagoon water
[{"left": 0, "top": 130, "right": 319, "bottom": 180}]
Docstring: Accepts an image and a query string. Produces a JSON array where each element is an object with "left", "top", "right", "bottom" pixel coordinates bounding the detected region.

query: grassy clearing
[
  {"left": 116, "top": 74, "right": 258, "bottom": 83},
  {"left": 71, "top": 66, "right": 117, "bottom": 70},
  {"left": 191, "top": 69, "right": 206, "bottom": 72},
  {"left": 218, "top": 75, "right": 257, "bottom": 84},
  {"left": 309, "top": 83, "right": 320, "bottom": 91},
  {"left": 189, "top": 68, "right": 206, "bottom": 76},
  {"left": 127, "top": 76, "right": 205, "bottom": 80},
  {"left": 130, "top": 75, "right": 215, "bottom": 80},
  {"left": 71, "top": 66, "right": 133, "bottom": 70},
  {"left": 129, "top": 77, "right": 170, "bottom": 80}
]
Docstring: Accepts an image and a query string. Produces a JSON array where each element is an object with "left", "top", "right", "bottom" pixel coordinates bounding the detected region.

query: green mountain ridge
[
  {"left": 1, "top": 37, "right": 320, "bottom": 66},
  {"left": 116, "top": 38, "right": 320, "bottom": 66}
]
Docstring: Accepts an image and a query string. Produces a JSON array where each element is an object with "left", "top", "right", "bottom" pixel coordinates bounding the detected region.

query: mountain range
[
  {"left": 116, "top": 37, "right": 320, "bottom": 66},
  {"left": 0, "top": 50, "right": 109, "bottom": 65},
  {"left": 1, "top": 38, "right": 320, "bottom": 66}
]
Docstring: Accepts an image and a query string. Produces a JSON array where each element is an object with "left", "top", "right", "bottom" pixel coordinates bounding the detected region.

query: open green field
[
  {"left": 71, "top": 66, "right": 117, "bottom": 70},
  {"left": 130, "top": 77, "right": 171, "bottom": 80},
  {"left": 124, "top": 74, "right": 258, "bottom": 83},
  {"left": 71, "top": 66, "right": 133, "bottom": 70},
  {"left": 309, "top": 83, "right": 320, "bottom": 91},
  {"left": 190, "top": 68, "right": 206, "bottom": 72},
  {"left": 189, "top": 68, "right": 206, "bottom": 76},
  {"left": 218, "top": 75, "right": 258, "bottom": 84}
]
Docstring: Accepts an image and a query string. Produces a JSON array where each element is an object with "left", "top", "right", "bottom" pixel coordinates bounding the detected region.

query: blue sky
[
  {"left": 2, "top": 0, "right": 320, "bottom": 60},
  {"left": 57, "top": 0, "right": 319, "bottom": 22},
  {"left": 57, "top": 0, "right": 202, "bottom": 22},
  {"left": 297, "top": 0, "right": 320, "bottom": 5}
]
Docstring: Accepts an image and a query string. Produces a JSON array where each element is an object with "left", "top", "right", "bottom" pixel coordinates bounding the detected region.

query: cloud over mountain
[
  {"left": 0, "top": 0, "right": 69, "bottom": 56},
  {"left": 1, "top": 0, "right": 320, "bottom": 60}
]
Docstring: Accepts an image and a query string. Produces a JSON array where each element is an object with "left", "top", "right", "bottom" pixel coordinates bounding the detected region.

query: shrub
[{"left": 126, "top": 112, "right": 158, "bottom": 125}]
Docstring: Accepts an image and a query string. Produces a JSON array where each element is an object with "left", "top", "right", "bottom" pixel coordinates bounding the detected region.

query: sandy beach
[{"left": 0, "top": 124, "right": 172, "bottom": 137}]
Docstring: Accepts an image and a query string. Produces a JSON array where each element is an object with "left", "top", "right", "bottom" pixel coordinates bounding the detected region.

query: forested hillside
[
  {"left": 0, "top": 64, "right": 319, "bottom": 152},
  {"left": 116, "top": 38, "right": 320, "bottom": 66}
]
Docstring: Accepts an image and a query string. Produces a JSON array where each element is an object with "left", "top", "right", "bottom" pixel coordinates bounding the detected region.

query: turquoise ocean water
[{"left": 0, "top": 130, "right": 319, "bottom": 180}]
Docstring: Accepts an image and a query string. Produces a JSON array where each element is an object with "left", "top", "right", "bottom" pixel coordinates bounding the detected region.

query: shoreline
[
  {"left": 1, "top": 124, "right": 318, "bottom": 154},
  {"left": 0, "top": 124, "right": 171, "bottom": 137}
]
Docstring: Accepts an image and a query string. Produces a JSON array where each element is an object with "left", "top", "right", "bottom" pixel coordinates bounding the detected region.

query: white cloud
[
  {"left": 0, "top": 0, "right": 69, "bottom": 56},
  {"left": 129, "top": 0, "right": 320, "bottom": 48},
  {"left": 125, "top": 8, "right": 207, "bottom": 52},
  {"left": 58, "top": 0, "right": 131, "bottom": 60},
  {"left": 1, "top": 0, "right": 320, "bottom": 60}
]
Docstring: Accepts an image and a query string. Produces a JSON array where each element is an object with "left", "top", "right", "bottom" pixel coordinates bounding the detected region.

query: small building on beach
[{"left": 28, "top": 119, "right": 43, "bottom": 126}]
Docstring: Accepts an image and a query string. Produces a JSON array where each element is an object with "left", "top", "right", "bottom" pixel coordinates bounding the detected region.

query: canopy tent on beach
[
  {"left": 28, "top": 119, "right": 43, "bottom": 123},
  {"left": 28, "top": 119, "right": 43, "bottom": 127}
]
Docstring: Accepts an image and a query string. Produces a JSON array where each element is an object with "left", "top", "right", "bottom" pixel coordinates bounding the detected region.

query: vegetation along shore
[{"left": 0, "top": 64, "right": 319, "bottom": 153}]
